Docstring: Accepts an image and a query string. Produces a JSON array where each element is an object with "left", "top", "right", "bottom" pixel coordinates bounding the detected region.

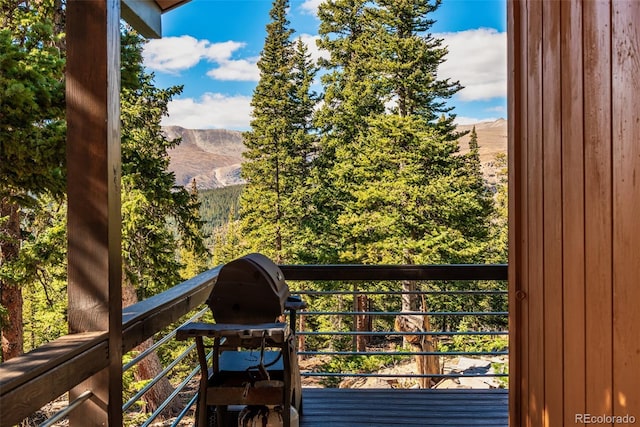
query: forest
[{"left": 0, "top": 0, "right": 508, "bottom": 423}]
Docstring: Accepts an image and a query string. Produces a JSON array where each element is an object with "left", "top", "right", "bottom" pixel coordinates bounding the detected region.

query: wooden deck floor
[{"left": 298, "top": 388, "right": 508, "bottom": 427}]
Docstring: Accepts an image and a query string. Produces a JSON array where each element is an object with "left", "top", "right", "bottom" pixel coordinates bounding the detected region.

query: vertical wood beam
[
  {"left": 583, "top": 0, "right": 613, "bottom": 422},
  {"left": 612, "top": 0, "right": 640, "bottom": 418},
  {"left": 560, "top": 0, "right": 586, "bottom": 424},
  {"left": 507, "top": 0, "right": 526, "bottom": 425},
  {"left": 66, "top": 0, "right": 122, "bottom": 425},
  {"left": 525, "top": 1, "right": 544, "bottom": 425},
  {"left": 541, "top": 0, "right": 563, "bottom": 424}
]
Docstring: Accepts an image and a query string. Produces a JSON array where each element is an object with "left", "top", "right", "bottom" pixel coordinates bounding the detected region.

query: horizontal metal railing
[
  {"left": 279, "top": 264, "right": 509, "bottom": 387},
  {"left": 0, "top": 267, "right": 220, "bottom": 427},
  {"left": 0, "top": 263, "right": 507, "bottom": 426}
]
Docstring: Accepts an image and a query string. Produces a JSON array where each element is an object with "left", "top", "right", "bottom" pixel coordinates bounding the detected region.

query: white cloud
[
  {"left": 143, "top": 36, "right": 248, "bottom": 77},
  {"left": 162, "top": 93, "right": 253, "bottom": 130},
  {"left": 204, "top": 40, "right": 247, "bottom": 62},
  {"left": 435, "top": 28, "right": 507, "bottom": 101},
  {"left": 207, "top": 58, "right": 260, "bottom": 81},
  {"left": 454, "top": 116, "right": 500, "bottom": 126},
  {"left": 143, "top": 36, "right": 210, "bottom": 73},
  {"left": 300, "top": 0, "right": 322, "bottom": 15}
]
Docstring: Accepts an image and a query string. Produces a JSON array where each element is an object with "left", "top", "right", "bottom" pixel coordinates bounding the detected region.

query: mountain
[
  {"left": 165, "top": 119, "right": 507, "bottom": 189},
  {"left": 163, "top": 126, "right": 246, "bottom": 189},
  {"left": 456, "top": 118, "right": 508, "bottom": 187}
]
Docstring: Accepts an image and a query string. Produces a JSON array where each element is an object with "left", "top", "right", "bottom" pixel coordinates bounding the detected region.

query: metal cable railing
[
  {"left": 283, "top": 266, "right": 508, "bottom": 387},
  {"left": 120, "top": 307, "right": 210, "bottom": 424},
  {"left": 39, "top": 391, "right": 93, "bottom": 427},
  {"left": 32, "top": 264, "right": 507, "bottom": 426}
]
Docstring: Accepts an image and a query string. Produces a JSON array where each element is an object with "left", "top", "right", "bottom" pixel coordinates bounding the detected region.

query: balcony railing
[
  {"left": 281, "top": 264, "right": 508, "bottom": 389},
  {"left": 0, "top": 263, "right": 507, "bottom": 426}
]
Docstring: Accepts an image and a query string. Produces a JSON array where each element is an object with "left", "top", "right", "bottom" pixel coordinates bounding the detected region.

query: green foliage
[
  {"left": 453, "top": 334, "right": 507, "bottom": 354},
  {"left": 0, "top": 9, "right": 65, "bottom": 203},
  {"left": 18, "top": 198, "right": 67, "bottom": 351},
  {"left": 1, "top": 2, "right": 65, "bottom": 357},
  {"left": 199, "top": 184, "right": 244, "bottom": 245},
  {"left": 488, "top": 152, "right": 508, "bottom": 263},
  {"left": 120, "top": 30, "right": 208, "bottom": 297},
  {"left": 491, "top": 361, "right": 509, "bottom": 388},
  {"left": 5, "top": 28, "right": 211, "bottom": 355},
  {"left": 311, "top": 0, "right": 493, "bottom": 269},
  {"left": 239, "top": 0, "right": 318, "bottom": 263}
]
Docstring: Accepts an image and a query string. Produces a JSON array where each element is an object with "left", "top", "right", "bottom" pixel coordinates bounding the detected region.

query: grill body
[{"left": 208, "top": 253, "right": 290, "bottom": 324}]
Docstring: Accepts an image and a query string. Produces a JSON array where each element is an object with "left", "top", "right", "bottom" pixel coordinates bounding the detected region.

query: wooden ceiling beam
[
  {"left": 121, "top": 0, "right": 162, "bottom": 38},
  {"left": 121, "top": 0, "right": 191, "bottom": 39}
]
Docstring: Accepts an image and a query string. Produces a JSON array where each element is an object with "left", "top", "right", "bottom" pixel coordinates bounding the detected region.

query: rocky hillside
[
  {"left": 163, "top": 126, "right": 246, "bottom": 189},
  {"left": 457, "top": 118, "right": 508, "bottom": 187},
  {"left": 165, "top": 119, "right": 507, "bottom": 189}
]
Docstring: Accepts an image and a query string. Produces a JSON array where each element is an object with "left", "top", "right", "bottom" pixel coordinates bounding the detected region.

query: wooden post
[{"left": 66, "top": 0, "right": 122, "bottom": 425}]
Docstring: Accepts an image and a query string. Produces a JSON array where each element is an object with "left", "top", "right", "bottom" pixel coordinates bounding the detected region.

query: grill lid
[{"left": 208, "top": 253, "right": 290, "bottom": 324}]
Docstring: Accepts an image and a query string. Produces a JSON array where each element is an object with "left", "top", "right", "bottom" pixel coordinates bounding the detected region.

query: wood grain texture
[
  {"left": 508, "top": 1, "right": 527, "bottom": 425},
  {"left": 583, "top": 1, "right": 613, "bottom": 422},
  {"left": 612, "top": 0, "right": 640, "bottom": 418},
  {"left": 560, "top": 0, "right": 586, "bottom": 424},
  {"left": 526, "top": 1, "right": 544, "bottom": 425},
  {"left": 66, "top": 0, "right": 122, "bottom": 425},
  {"left": 122, "top": 267, "right": 219, "bottom": 353},
  {"left": 541, "top": 0, "right": 563, "bottom": 424},
  {"left": 0, "top": 333, "right": 108, "bottom": 427}
]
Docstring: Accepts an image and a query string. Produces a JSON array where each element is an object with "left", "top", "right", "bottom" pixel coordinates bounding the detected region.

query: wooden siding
[{"left": 509, "top": 1, "right": 640, "bottom": 426}]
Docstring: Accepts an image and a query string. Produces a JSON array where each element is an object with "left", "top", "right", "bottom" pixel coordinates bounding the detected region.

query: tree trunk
[
  {"left": 1, "top": 198, "right": 23, "bottom": 361},
  {"left": 355, "top": 294, "right": 370, "bottom": 352},
  {"left": 122, "top": 282, "right": 182, "bottom": 416},
  {"left": 395, "top": 281, "right": 440, "bottom": 388},
  {"left": 352, "top": 282, "right": 370, "bottom": 352},
  {"left": 296, "top": 283, "right": 306, "bottom": 353}
]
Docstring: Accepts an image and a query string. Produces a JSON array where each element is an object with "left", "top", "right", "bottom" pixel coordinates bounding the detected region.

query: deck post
[{"left": 66, "top": 0, "right": 122, "bottom": 425}]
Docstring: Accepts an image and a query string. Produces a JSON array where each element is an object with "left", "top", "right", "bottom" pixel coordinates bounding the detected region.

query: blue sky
[{"left": 143, "top": 0, "right": 507, "bottom": 130}]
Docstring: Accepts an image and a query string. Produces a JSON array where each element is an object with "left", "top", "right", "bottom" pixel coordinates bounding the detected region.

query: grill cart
[{"left": 177, "top": 254, "right": 306, "bottom": 427}]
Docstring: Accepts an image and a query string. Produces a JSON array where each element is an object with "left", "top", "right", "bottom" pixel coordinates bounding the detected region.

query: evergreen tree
[
  {"left": 13, "top": 196, "right": 67, "bottom": 353},
  {"left": 316, "top": 0, "right": 493, "bottom": 265},
  {"left": 119, "top": 29, "right": 208, "bottom": 416},
  {"left": 120, "top": 31, "right": 206, "bottom": 298},
  {"left": 286, "top": 38, "right": 319, "bottom": 261},
  {"left": 315, "top": 0, "right": 494, "bottom": 379},
  {"left": 0, "top": 1, "right": 65, "bottom": 361},
  {"left": 312, "top": 0, "right": 383, "bottom": 262},
  {"left": 461, "top": 126, "right": 494, "bottom": 246},
  {"left": 372, "top": 0, "right": 462, "bottom": 136},
  {"left": 488, "top": 152, "right": 508, "bottom": 263},
  {"left": 239, "top": 0, "right": 317, "bottom": 263}
]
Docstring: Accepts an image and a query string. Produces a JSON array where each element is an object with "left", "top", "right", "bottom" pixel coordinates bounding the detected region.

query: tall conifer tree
[
  {"left": 0, "top": 2, "right": 65, "bottom": 361},
  {"left": 240, "top": 0, "right": 317, "bottom": 263},
  {"left": 312, "top": 0, "right": 382, "bottom": 262},
  {"left": 315, "top": 0, "right": 494, "bottom": 379}
]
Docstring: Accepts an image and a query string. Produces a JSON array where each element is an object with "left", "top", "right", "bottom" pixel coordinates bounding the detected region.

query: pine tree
[
  {"left": 0, "top": 2, "right": 65, "bottom": 361},
  {"left": 286, "top": 38, "right": 319, "bottom": 261},
  {"left": 119, "top": 30, "right": 207, "bottom": 416},
  {"left": 460, "top": 126, "right": 494, "bottom": 248},
  {"left": 489, "top": 152, "right": 508, "bottom": 263},
  {"left": 315, "top": 0, "right": 494, "bottom": 381},
  {"left": 239, "top": 0, "right": 317, "bottom": 263},
  {"left": 373, "top": 0, "right": 462, "bottom": 133},
  {"left": 312, "top": 0, "right": 383, "bottom": 263}
]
